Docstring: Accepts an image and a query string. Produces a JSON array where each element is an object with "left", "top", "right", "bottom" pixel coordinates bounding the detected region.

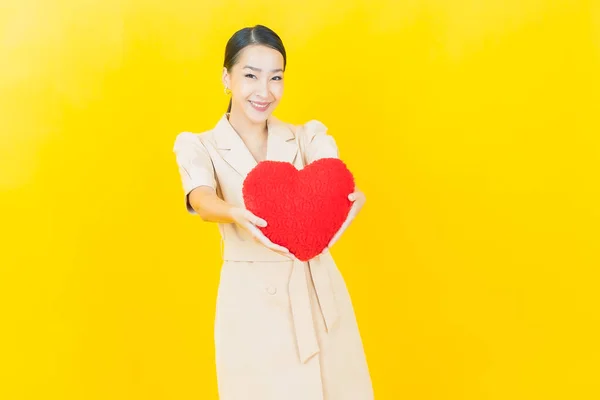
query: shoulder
[
  {"left": 286, "top": 119, "right": 330, "bottom": 142},
  {"left": 286, "top": 118, "right": 339, "bottom": 161},
  {"left": 173, "top": 129, "right": 215, "bottom": 152}
]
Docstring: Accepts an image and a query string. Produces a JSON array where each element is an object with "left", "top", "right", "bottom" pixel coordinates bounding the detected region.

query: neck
[{"left": 226, "top": 109, "right": 267, "bottom": 140}]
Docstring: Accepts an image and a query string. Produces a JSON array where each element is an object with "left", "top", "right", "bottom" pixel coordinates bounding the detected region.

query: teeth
[{"left": 250, "top": 101, "right": 269, "bottom": 108}]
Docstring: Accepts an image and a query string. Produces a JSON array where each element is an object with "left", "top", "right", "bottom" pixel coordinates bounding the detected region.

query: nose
[{"left": 255, "top": 78, "right": 269, "bottom": 99}]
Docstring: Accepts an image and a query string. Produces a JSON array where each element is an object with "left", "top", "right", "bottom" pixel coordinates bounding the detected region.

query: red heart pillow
[{"left": 242, "top": 158, "right": 355, "bottom": 261}]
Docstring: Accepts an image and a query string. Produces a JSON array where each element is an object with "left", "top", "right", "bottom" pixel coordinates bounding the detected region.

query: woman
[{"left": 173, "top": 25, "right": 374, "bottom": 400}]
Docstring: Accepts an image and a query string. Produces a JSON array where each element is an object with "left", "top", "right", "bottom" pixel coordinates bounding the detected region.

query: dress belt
[{"left": 222, "top": 240, "right": 340, "bottom": 364}]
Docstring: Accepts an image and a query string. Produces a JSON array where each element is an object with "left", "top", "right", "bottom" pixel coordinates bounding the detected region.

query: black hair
[{"left": 223, "top": 25, "right": 287, "bottom": 113}]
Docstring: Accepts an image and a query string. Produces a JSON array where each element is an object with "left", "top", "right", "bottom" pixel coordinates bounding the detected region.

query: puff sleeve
[
  {"left": 301, "top": 120, "right": 340, "bottom": 164},
  {"left": 173, "top": 132, "right": 217, "bottom": 214}
]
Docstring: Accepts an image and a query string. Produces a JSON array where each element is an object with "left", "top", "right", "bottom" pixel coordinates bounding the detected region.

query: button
[{"left": 266, "top": 287, "right": 277, "bottom": 295}]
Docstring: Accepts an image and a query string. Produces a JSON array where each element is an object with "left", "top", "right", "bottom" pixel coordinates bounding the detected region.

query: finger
[
  {"left": 248, "top": 225, "right": 273, "bottom": 247},
  {"left": 260, "top": 233, "right": 290, "bottom": 253},
  {"left": 349, "top": 191, "right": 366, "bottom": 203},
  {"left": 349, "top": 194, "right": 365, "bottom": 218},
  {"left": 278, "top": 250, "right": 296, "bottom": 261},
  {"left": 246, "top": 210, "right": 267, "bottom": 227},
  {"left": 246, "top": 224, "right": 269, "bottom": 244},
  {"left": 248, "top": 225, "right": 290, "bottom": 254},
  {"left": 271, "top": 243, "right": 292, "bottom": 254},
  {"left": 348, "top": 189, "right": 363, "bottom": 200}
]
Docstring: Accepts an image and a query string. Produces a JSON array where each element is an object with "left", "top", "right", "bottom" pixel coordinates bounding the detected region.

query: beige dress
[{"left": 173, "top": 113, "right": 374, "bottom": 400}]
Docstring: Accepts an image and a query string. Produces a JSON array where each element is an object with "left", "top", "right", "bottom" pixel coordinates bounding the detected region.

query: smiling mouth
[{"left": 249, "top": 100, "right": 271, "bottom": 111}]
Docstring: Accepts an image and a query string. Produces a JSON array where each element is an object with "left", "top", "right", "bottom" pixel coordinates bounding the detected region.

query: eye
[
  {"left": 272, "top": 76, "right": 283, "bottom": 81},
  {"left": 245, "top": 74, "right": 256, "bottom": 79}
]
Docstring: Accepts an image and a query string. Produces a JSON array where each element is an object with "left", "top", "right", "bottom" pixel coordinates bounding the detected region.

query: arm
[
  {"left": 189, "top": 185, "right": 292, "bottom": 257},
  {"left": 173, "top": 132, "right": 292, "bottom": 257},
  {"left": 299, "top": 120, "right": 367, "bottom": 251},
  {"left": 187, "top": 186, "right": 236, "bottom": 223}
]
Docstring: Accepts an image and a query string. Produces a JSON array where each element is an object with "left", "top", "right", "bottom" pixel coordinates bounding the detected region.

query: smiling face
[{"left": 222, "top": 44, "right": 285, "bottom": 124}]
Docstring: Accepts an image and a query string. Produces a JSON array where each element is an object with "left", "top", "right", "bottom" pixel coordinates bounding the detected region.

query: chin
[{"left": 244, "top": 104, "right": 276, "bottom": 123}]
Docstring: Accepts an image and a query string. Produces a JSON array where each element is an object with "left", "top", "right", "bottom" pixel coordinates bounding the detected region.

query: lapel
[{"left": 213, "top": 113, "right": 298, "bottom": 178}]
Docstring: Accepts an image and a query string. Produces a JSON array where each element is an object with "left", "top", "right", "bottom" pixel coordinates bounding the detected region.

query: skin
[{"left": 188, "top": 44, "right": 366, "bottom": 259}]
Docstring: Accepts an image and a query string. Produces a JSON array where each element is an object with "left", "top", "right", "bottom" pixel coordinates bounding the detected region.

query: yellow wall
[{"left": 1, "top": 0, "right": 599, "bottom": 399}]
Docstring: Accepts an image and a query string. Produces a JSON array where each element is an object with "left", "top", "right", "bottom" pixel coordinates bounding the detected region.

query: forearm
[{"left": 188, "top": 186, "right": 236, "bottom": 223}]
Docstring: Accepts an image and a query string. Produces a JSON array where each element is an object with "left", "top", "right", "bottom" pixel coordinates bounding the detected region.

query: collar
[{"left": 212, "top": 113, "right": 298, "bottom": 177}]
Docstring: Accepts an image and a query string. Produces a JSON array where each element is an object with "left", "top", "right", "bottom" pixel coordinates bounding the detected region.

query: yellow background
[{"left": 2, "top": 0, "right": 599, "bottom": 399}]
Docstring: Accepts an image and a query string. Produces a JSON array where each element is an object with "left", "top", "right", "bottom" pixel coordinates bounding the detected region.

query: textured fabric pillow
[{"left": 242, "top": 158, "right": 355, "bottom": 261}]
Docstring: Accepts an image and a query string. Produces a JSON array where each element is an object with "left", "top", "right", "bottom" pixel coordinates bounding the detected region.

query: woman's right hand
[{"left": 228, "top": 207, "right": 295, "bottom": 260}]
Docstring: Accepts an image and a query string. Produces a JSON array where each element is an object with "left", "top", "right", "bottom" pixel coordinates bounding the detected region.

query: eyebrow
[{"left": 243, "top": 65, "right": 284, "bottom": 73}]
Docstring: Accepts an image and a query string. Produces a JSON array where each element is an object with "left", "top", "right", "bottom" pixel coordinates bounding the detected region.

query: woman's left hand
[{"left": 324, "top": 188, "right": 366, "bottom": 252}]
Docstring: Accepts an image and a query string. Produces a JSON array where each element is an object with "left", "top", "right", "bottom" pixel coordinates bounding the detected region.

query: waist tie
[{"left": 222, "top": 241, "right": 340, "bottom": 364}]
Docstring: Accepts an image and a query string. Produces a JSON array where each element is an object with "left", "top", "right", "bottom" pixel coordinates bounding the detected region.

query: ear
[{"left": 222, "top": 67, "right": 230, "bottom": 89}]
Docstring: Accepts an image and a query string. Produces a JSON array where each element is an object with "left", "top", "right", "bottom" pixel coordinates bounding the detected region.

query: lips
[{"left": 249, "top": 100, "right": 270, "bottom": 112}]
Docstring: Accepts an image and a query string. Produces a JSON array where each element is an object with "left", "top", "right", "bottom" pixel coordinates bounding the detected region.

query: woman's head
[{"left": 222, "top": 25, "right": 287, "bottom": 124}]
